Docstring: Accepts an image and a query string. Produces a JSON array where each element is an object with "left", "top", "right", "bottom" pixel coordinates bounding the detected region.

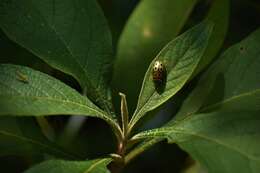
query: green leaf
[
  {"left": 192, "top": 0, "right": 229, "bottom": 77},
  {"left": 24, "top": 158, "right": 112, "bottom": 173},
  {"left": 0, "top": 64, "right": 121, "bottom": 136},
  {"left": 129, "top": 22, "right": 213, "bottom": 129},
  {"left": 0, "top": 0, "right": 114, "bottom": 114},
  {"left": 0, "top": 117, "right": 79, "bottom": 159},
  {"left": 174, "top": 27, "right": 260, "bottom": 120},
  {"left": 133, "top": 111, "right": 260, "bottom": 173},
  {"left": 113, "top": 0, "right": 197, "bottom": 112},
  {"left": 132, "top": 28, "right": 260, "bottom": 173},
  {"left": 131, "top": 0, "right": 230, "bottom": 149}
]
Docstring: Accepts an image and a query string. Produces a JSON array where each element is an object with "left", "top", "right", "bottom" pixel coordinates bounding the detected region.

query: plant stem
[
  {"left": 109, "top": 140, "right": 127, "bottom": 173},
  {"left": 110, "top": 93, "right": 163, "bottom": 172},
  {"left": 109, "top": 93, "right": 130, "bottom": 173},
  {"left": 124, "top": 138, "right": 162, "bottom": 164}
]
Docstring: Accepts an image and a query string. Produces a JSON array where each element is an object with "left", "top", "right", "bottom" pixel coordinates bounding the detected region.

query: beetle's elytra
[
  {"left": 152, "top": 60, "right": 167, "bottom": 93},
  {"left": 152, "top": 60, "right": 166, "bottom": 83}
]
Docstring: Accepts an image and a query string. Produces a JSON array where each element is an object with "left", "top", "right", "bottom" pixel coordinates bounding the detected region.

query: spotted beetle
[
  {"left": 152, "top": 60, "right": 166, "bottom": 83},
  {"left": 152, "top": 60, "right": 166, "bottom": 93}
]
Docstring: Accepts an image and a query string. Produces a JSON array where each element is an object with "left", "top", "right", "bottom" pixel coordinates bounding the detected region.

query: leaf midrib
[
  {"left": 134, "top": 127, "right": 260, "bottom": 162},
  {"left": 0, "top": 78, "right": 104, "bottom": 117},
  {"left": 0, "top": 93, "right": 121, "bottom": 133},
  {"left": 201, "top": 88, "right": 260, "bottom": 112},
  {"left": 170, "top": 128, "right": 260, "bottom": 162},
  {"left": 0, "top": 94, "right": 108, "bottom": 118},
  {"left": 24, "top": 1, "right": 88, "bottom": 84},
  {"left": 177, "top": 88, "right": 260, "bottom": 123},
  {"left": 26, "top": 0, "right": 110, "bottom": 107},
  {"left": 131, "top": 30, "right": 204, "bottom": 125},
  {"left": 84, "top": 159, "right": 110, "bottom": 173}
]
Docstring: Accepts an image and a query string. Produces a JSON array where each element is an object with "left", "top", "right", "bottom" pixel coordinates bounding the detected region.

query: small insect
[
  {"left": 152, "top": 60, "right": 166, "bottom": 93},
  {"left": 16, "top": 71, "right": 29, "bottom": 83},
  {"left": 152, "top": 60, "right": 166, "bottom": 83}
]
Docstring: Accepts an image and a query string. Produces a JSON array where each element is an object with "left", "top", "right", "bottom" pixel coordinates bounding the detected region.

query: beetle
[{"left": 152, "top": 60, "right": 166, "bottom": 84}]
